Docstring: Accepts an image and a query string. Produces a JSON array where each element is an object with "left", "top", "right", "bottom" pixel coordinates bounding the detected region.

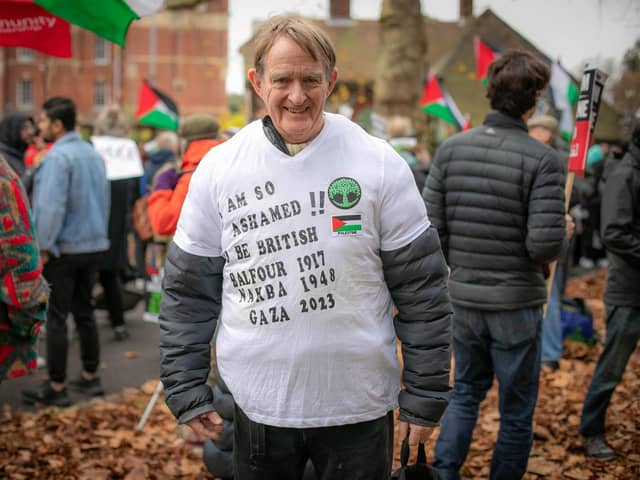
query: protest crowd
[{"left": 0, "top": 10, "right": 638, "bottom": 480}]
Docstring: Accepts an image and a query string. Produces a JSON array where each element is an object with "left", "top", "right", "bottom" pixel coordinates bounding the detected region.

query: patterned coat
[{"left": 0, "top": 155, "right": 48, "bottom": 382}]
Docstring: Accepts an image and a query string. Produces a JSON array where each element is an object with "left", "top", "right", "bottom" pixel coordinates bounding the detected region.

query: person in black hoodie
[
  {"left": 0, "top": 113, "right": 37, "bottom": 192},
  {"left": 579, "top": 124, "right": 640, "bottom": 460}
]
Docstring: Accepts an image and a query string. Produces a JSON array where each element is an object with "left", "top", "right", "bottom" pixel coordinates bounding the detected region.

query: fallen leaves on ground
[
  {"left": 1, "top": 269, "right": 638, "bottom": 479},
  {"left": 0, "top": 380, "right": 213, "bottom": 479},
  {"left": 413, "top": 269, "right": 638, "bottom": 480}
]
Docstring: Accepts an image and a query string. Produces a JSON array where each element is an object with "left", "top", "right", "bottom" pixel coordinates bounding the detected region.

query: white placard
[{"left": 91, "top": 136, "right": 144, "bottom": 180}]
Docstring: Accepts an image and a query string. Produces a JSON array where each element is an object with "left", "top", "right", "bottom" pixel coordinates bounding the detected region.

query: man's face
[
  {"left": 248, "top": 36, "right": 337, "bottom": 144},
  {"left": 38, "top": 111, "right": 57, "bottom": 142},
  {"left": 20, "top": 120, "right": 35, "bottom": 145}
]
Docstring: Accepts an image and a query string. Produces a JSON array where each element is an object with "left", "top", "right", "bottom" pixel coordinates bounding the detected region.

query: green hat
[{"left": 179, "top": 114, "right": 219, "bottom": 142}]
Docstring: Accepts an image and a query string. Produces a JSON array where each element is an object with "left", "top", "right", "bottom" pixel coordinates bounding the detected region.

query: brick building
[{"left": 0, "top": 0, "right": 228, "bottom": 127}]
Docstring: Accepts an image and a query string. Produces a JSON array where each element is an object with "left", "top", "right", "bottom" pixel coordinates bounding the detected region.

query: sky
[{"left": 225, "top": 0, "right": 640, "bottom": 94}]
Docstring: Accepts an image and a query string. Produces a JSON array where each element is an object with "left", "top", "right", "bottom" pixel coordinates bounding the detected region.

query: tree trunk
[
  {"left": 374, "top": 0, "right": 427, "bottom": 120},
  {"left": 165, "top": 0, "right": 203, "bottom": 9}
]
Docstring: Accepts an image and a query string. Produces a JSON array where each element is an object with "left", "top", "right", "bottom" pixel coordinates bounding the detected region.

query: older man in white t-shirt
[{"left": 159, "top": 15, "right": 452, "bottom": 480}]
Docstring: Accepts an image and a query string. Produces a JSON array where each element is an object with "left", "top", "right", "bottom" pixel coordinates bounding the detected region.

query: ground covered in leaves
[
  {"left": 1, "top": 269, "right": 638, "bottom": 479},
  {"left": 445, "top": 269, "right": 640, "bottom": 480}
]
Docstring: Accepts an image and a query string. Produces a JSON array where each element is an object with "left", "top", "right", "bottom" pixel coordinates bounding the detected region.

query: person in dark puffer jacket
[
  {"left": 579, "top": 123, "right": 640, "bottom": 461},
  {"left": 424, "top": 50, "right": 566, "bottom": 480}
]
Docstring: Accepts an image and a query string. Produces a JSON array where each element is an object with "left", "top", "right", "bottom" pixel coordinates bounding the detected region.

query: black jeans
[
  {"left": 233, "top": 406, "right": 394, "bottom": 480},
  {"left": 98, "top": 270, "right": 124, "bottom": 328},
  {"left": 134, "top": 236, "right": 149, "bottom": 279},
  {"left": 44, "top": 253, "right": 101, "bottom": 383}
]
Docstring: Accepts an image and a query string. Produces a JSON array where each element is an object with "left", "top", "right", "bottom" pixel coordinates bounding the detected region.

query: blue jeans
[
  {"left": 542, "top": 266, "right": 564, "bottom": 362},
  {"left": 579, "top": 305, "right": 640, "bottom": 437},
  {"left": 434, "top": 305, "right": 542, "bottom": 480}
]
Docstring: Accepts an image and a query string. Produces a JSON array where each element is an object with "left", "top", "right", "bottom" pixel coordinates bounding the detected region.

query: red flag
[
  {"left": 474, "top": 37, "right": 497, "bottom": 84},
  {"left": 0, "top": 0, "right": 71, "bottom": 58},
  {"left": 568, "top": 68, "right": 608, "bottom": 177}
]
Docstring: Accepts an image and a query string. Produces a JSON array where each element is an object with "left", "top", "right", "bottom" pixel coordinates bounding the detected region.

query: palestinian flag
[
  {"left": 420, "top": 74, "right": 466, "bottom": 131},
  {"left": 475, "top": 37, "right": 498, "bottom": 85},
  {"left": 332, "top": 215, "right": 361, "bottom": 233},
  {"left": 135, "top": 80, "right": 179, "bottom": 131},
  {"left": 34, "top": 0, "right": 163, "bottom": 46},
  {"left": 550, "top": 61, "right": 580, "bottom": 141}
]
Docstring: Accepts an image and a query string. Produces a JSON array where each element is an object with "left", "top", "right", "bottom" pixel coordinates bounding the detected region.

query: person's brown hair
[
  {"left": 252, "top": 15, "right": 336, "bottom": 79},
  {"left": 486, "top": 49, "right": 550, "bottom": 118}
]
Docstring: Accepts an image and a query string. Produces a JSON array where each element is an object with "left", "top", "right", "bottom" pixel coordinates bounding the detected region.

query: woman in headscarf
[{"left": 0, "top": 113, "right": 37, "bottom": 193}]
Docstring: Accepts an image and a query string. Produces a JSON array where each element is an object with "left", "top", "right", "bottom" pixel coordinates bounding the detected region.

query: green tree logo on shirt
[{"left": 328, "top": 177, "right": 361, "bottom": 209}]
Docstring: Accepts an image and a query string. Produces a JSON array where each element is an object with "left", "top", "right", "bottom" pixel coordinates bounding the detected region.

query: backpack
[{"left": 133, "top": 194, "right": 153, "bottom": 242}]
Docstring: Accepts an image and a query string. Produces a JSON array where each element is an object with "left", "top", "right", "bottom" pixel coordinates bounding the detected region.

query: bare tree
[{"left": 374, "top": 0, "right": 427, "bottom": 120}]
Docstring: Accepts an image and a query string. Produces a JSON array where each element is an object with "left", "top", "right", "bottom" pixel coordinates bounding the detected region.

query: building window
[
  {"left": 94, "top": 36, "right": 110, "bottom": 64},
  {"left": 17, "top": 80, "right": 33, "bottom": 110},
  {"left": 17, "top": 48, "right": 34, "bottom": 63},
  {"left": 94, "top": 81, "right": 108, "bottom": 108}
]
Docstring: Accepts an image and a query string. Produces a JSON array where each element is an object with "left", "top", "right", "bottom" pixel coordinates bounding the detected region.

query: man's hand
[
  {"left": 398, "top": 420, "right": 434, "bottom": 452},
  {"left": 186, "top": 410, "right": 223, "bottom": 440},
  {"left": 565, "top": 213, "right": 575, "bottom": 239},
  {"left": 40, "top": 251, "right": 50, "bottom": 265}
]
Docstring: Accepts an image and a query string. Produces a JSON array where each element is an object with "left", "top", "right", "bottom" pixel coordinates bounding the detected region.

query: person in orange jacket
[{"left": 147, "top": 114, "right": 224, "bottom": 237}]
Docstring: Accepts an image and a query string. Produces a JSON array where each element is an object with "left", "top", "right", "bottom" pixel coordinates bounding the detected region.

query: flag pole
[{"left": 545, "top": 66, "right": 608, "bottom": 300}]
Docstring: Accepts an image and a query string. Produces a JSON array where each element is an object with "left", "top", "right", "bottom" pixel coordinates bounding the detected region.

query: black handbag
[{"left": 390, "top": 438, "right": 441, "bottom": 480}]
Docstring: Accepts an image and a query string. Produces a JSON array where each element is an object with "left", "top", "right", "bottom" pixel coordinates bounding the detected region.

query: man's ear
[
  {"left": 326, "top": 68, "right": 338, "bottom": 97},
  {"left": 248, "top": 68, "right": 262, "bottom": 97},
  {"left": 52, "top": 118, "right": 64, "bottom": 136}
]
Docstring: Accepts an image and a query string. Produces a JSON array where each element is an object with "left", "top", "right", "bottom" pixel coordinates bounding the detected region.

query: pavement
[{"left": 0, "top": 295, "right": 161, "bottom": 412}]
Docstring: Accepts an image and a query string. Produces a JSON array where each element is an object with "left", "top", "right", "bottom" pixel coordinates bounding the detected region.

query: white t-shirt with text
[{"left": 174, "top": 113, "right": 430, "bottom": 427}]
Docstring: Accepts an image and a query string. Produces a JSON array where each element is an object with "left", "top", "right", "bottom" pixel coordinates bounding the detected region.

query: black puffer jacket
[
  {"left": 601, "top": 143, "right": 640, "bottom": 308},
  {"left": 423, "top": 111, "right": 566, "bottom": 310}
]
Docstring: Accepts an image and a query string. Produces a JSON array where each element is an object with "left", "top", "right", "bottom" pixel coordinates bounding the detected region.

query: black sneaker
[
  {"left": 69, "top": 375, "right": 104, "bottom": 396},
  {"left": 585, "top": 435, "right": 618, "bottom": 461},
  {"left": 22, "top": 381, "right": 71, "bottom": 407}
]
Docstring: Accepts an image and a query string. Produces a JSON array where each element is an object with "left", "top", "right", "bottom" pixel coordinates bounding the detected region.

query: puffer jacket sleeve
[
  {"left": 381, "top": 226, "right": 452, "bottom": 426},
  {"left": 160, "top": 241, "right": 224, "bottom": 424},
  {"left": 601, "top": 159, "right": 640, "bottom": 269},
  {"left": 525, "top": 149, "right": 566, "bottom": 263},
  {"left": 422, "top": 147, "right": 449, "bottom": 259}
]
